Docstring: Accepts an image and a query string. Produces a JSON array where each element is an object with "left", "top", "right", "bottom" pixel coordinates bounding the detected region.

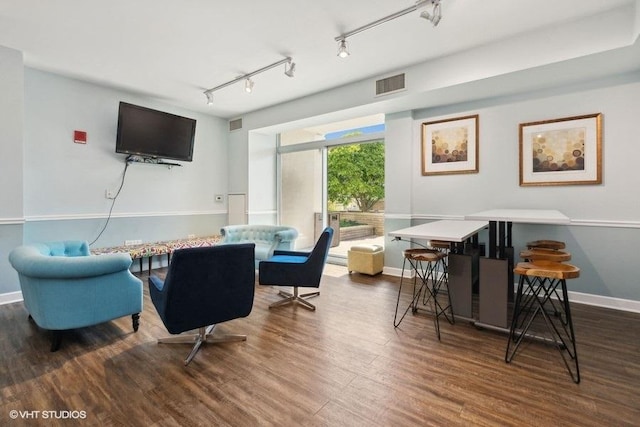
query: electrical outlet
[
  {"left": 124, "top": 239, "right": 142, "bottom": 246},
  {"left": 187, "top": 234, "right": 196, "bottom": 239},
  {"left": 105, "top": 189, "right": 116, "bottom": 199}
]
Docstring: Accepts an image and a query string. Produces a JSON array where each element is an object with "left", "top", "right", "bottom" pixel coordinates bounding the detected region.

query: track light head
[
  {"left": 420, "top": 0, "right": 442, "bottom": 26},
  {"left": 284, "top": 61, "right": 296, "bottom": 77},
  {"left": 337, "top": 39, "right": 350, "bottom": 58},
  {"left": 244, "top": 78, "right": 254, "bottom": 93},
  {"left": 203, "top": 57, "right": 295, "bottom": 100}
]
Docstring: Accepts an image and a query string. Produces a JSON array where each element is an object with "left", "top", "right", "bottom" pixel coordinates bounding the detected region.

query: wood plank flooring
[{"left": 1, "top": 264, "right": 639, "bottom": 426}]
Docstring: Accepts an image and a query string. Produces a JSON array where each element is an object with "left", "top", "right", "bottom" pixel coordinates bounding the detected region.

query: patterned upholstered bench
[
  {"left": 159, "top": 235, "right": 223, "bottom": 264},
  {"left": 91, "top": 235, "right": 222, "bottom": 273}
]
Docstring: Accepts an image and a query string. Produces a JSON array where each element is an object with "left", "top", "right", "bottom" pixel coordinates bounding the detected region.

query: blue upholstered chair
[
  {"left": 8, "top": 241, "right": 143, "bottom": 351},
  {"left": 219, "top": 225, "right": 298, "bottom": 267},
  {"left": 148, "top": 244, "right": 255, "bottom": 365},
  {"left": 258, "top": 227, "right": 333, "bottom": 311}
]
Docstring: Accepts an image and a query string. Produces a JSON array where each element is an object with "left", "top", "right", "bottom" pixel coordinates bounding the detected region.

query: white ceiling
[{"left": 0, "top": 0, "right": 638, "bottom": 120}]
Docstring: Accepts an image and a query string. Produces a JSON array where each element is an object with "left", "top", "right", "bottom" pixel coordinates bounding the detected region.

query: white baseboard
[
  {"left": 0, "top": 291, "right": 23, "bottom": 306},
  {"left": 568, "top": 290, "right": 640, "bottom": 313},
  {"left": 3, "top": 277, "right": 639, "bottom": 315},
  {"left": 381, "top": 268, "right": 640, "bottom": 314}
]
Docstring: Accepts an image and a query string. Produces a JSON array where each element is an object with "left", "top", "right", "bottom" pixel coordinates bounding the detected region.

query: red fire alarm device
[{"left": 74, "top": 130, "right": 87, "bottom": 144}]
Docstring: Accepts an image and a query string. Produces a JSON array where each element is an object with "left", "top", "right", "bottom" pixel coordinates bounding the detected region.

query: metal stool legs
[
  {"left": 394, "top": 249, "right": 454, "bottom": 340},
  {"left": 506, "top": 264, "right": 580, "bottom": 383}
]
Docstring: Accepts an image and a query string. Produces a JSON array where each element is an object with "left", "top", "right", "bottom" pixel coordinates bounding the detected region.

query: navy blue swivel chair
[
  {"left": 149, "top": 244, "right": 255, "bottom": 365},
  {"left": 258, "top": 227, "right": 334, "bottom": 311}
]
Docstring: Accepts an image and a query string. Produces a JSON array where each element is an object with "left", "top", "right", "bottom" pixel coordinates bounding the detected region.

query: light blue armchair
[
  {"left": 8, "top": 240, "right": 143, "bottom": 351},
  {"left": 220, "top": 225, "right": 298, "bottom": 267}
]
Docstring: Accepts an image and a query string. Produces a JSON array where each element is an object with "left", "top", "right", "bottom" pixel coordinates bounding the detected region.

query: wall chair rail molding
[
  {"left": 569, "top": 219, "right": 640, "bottom": 229},
  {"left": 384, "top": 213, "right": 413, "bottom": 220},
  {"left": 0, "top": 217, "right": 25, "bottom": 225},
  {"left": 24, "top": 210, "right": 226, "bottom": 222},
  {"left": 410, "top": 213, "right": 466, "bottom": 221}
]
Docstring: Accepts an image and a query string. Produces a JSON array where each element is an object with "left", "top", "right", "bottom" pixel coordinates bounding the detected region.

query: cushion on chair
[{"left": 266, "top": 254, "right": 308, "bottom": 264}]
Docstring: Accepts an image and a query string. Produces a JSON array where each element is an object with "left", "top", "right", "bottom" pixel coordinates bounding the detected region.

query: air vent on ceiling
[
  {"left": 229, "top": 118, "right": 243, "bottom": 132},
  {"left": 375, "top": 73, "right": 406, "bottom": 96}
]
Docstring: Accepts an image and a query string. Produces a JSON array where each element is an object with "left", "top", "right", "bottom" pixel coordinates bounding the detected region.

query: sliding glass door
[{"left": 279, "top": 136, "right": 385, "bottom": 262}]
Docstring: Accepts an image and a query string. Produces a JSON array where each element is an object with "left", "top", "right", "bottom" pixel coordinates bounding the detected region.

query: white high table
[
  {"left": 389, "top": 220, "right": 489, "bottom": 321},
  {"left": 389, "top": 220, "right": 489, "bottom": 243},
  {"left": 464, "top": 209, "right": 571, "bottom": 330}
]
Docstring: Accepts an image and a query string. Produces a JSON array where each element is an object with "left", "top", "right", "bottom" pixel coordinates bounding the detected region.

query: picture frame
[
  {"left": 519, "top": 113, "right": 602, "bottom": 186},
  {"left": 421, "top": 115, "right": 479, "bottom": 176}
]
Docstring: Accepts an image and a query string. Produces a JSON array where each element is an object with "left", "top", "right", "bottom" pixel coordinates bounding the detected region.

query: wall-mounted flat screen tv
[{"left": 116, "top": 102, "right": 196, "bottom": 162}]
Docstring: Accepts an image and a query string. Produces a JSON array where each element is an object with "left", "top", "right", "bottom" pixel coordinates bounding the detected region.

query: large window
[{"left": 279, "top": 117, "right": 385, "bottom": 263}]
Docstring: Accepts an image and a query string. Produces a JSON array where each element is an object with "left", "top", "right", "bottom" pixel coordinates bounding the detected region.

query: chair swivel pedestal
[
  {"left": 505, "top": 260, "right": 580, "bottom": 383},
  {"left": 270, "top": 287, "right": 320, "bottom": 311},
  {"left": 259, "top": 227, "right": 334, "bottom": 311},
  {"left": 394, "top": 248, "right": 454, "bottom": 340},
  {"left": 157, "top": 325, "right": 247, "bottom": 366},
  {"left": 149, "top": 244, "right": 256, "bottom": 366}
]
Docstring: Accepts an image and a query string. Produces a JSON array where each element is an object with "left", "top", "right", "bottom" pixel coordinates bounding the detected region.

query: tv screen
[{"left": 116, "top": 102, "right": 196, "bottom": 162}]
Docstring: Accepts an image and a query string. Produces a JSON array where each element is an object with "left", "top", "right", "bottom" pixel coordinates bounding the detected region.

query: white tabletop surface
[
  {"left": 464, "top": 209, "right": 570, "bottom": 225},
  {"left": 388, "top": 220, "right": 488, "bottom": 242}
]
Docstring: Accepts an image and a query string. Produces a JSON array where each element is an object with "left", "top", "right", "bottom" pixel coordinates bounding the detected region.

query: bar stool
[
  {"left": 520, "top": 248, "right": 571, "bottom": 263},
  {"left": 520, "top": 247, "right": 572, "bottom": 323},
  {"left": 428, "top": 240, "right": 451, "bottom": 252},
  {"left": 526, "top": 240, "right": 566, "bottom": 250},
  {"left": 394, "top": 248, "right": 454, "bottom": 340},
  {"left": 506, "top": 260, "right": 580, "bottom": 383}
]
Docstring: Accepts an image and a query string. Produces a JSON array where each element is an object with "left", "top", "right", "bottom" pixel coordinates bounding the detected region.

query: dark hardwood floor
[{"left": 1, "top": 264, "right": 639, "bottom": 426}]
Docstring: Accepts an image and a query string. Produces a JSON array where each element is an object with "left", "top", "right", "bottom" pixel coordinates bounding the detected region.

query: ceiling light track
[
  {"left": 204, "top": 57, "right": 295, "bottom": 104},
  {"left": 335, "top": 0, "right": 441, "bottom": 57}
]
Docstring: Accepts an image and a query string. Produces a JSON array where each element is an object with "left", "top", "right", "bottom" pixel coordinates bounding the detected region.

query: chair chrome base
[
  {"left": 269, "top": 287, "right": 319, "bottom": 311},
  {"left": 158, "top": 324, "right": 246, "bottom": 365}
]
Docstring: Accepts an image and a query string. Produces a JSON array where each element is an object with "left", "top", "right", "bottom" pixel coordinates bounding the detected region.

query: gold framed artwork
[
  {"left": 519, "top": 113, "right": 602, "bottom": 186},
  {"left": 421, "top": 115, "right": 479, "bottom": 176}
]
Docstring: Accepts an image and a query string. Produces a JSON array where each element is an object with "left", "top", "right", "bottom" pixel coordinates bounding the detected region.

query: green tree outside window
[{"left": 327, "top": 142, "right": 384, "bottom": 212}]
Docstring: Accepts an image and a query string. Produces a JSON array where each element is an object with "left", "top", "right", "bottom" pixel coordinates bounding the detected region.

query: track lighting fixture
[
  {"left": 420, "top": 0, "right": 442, "bottom": 26},
  {"left": 337, "top": 39, "right": 350, "bottom": 58},
  {"left": 244, "top": 78, "right": 254, "bottom": 93},
  {"left": 335, "top": 0, "right": 441, "bottom": 57},
  {"left": 203, "top": 57, "right": 294, "bottom": 103},
  {"left": 284, "top": 61, "right": 296, "bottom": 77}
]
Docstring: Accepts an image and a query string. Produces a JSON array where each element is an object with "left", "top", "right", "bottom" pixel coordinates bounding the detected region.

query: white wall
[
  {"left": 247, "top": 131, "right": 277, "bottom": 224},
  {"left": 8, "top": 69, "right": 230, "bottom": 280},
  {"left": 0, "top": 46, "right": 25, "bottom": 296},
  {"left": 24, "top": 69, "right": 228, "bottom": 220},
  {"left": 238, "top": 67, "right": 640, "bottom": 307},
  {"left": 408, "top": 77, "right": 640, "bottom": 220},
  {"left": 379, "top": 73, "right": 640, "bottom": 303}
]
